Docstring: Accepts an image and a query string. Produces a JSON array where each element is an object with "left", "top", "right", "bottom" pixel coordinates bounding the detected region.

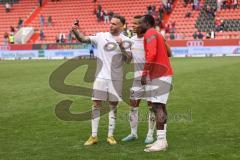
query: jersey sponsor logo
[
  {"left": 103, "top": 40, "right": 132, "bottom": 52},
  {"left": 103, "top": 42, "right": 117, "bottom": 51}
]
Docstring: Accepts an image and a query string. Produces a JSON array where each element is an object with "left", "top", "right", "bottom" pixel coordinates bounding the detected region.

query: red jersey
[{"left": 143, "top": 28, "right": 173, "bottom": 80}]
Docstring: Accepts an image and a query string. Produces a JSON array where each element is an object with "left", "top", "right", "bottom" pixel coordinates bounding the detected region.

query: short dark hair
[
  {"left": 113, "top": 14, "right": 126, "bottom": 25},
  {"left": 134, "top": 15, "right": 143, "bottom": 19},
  {"left": 143, "top": 14, "right": 155, "bottom": 27}
]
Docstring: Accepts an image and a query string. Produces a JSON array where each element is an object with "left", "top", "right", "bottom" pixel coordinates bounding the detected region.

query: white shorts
[
  {"left": 147, "top": 76, "right": 172, "bottom": 104},
  {"left": 92, "top": 78, "right": 122, "bottom": 102},
  {"left": 130, "top": 80, "right": 151, "bottom": 101}
]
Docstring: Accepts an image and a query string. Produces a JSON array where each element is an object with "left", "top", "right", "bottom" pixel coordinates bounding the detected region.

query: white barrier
[
  {"left": 0, "top": 46, "right": 240, "bottom": 60},
  {"left": 171, "top": 46, "right": 240, "bottom": 57},
  {"left": 0, "top": 49, "right": 91, "bottom": 60}
]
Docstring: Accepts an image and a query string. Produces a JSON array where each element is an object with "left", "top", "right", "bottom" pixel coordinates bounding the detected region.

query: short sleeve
[{"left": 89, "top": 33, "right": 102, "bottom": 46}]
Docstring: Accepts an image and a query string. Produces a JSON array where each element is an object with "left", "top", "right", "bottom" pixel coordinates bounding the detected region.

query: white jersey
[
  {"left": 90, "top": 32, "right": 131, "bottom": 81},
  {"left": 131, "top": 35, "right": 145, "bottom": 80}
]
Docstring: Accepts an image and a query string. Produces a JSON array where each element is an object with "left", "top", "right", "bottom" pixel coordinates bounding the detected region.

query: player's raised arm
[{"left": 71, "top": 25, "right": 91, "bottom": 44}]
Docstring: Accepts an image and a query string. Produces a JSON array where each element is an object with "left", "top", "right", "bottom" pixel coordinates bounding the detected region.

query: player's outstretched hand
[{"left": 71, "top": 25, "right": 79, "bottom": 35}]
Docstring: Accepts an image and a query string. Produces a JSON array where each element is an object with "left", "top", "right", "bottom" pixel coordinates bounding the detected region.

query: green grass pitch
[{"left": 0, "top": 57, "right": 240, "bottom": 160}]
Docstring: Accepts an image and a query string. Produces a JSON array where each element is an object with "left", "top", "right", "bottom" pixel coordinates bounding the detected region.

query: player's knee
[
  {"left": 151, "top": 106, "right": 157, "bottom": 114},
  {"left": 157, "top": 103, "right": 166, "bottom": 108},
  {"left": 152, "top": 103, "right": 166, "bottom": 110},
  {"left": 109, "top": 102, "right": 118, "bottom": 114},
  {"left": 109, "top": 101, "right": 118, "bottom": 107},
  {"left": 147, "top": 101, "right": 152, "bottom": 107},
  {"left": 93, "top": 100, "right": 102, "bottom": 107},
  {"left": 130, "top": 99, "right": 139, "bottom": 107}
]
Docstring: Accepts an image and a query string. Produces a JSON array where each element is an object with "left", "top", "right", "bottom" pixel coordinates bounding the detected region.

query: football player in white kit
[
  {"left": 121, "top": 16, "right": 156, "bottom": 144},
  {"left": 71, "top": 15, "right": 132, "bottom": 146}
]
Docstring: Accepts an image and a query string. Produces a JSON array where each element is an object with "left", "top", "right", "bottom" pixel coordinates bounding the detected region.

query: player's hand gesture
[
  {"left": 71, "top": 25, "right": 79, "bottom": 35},
  {"left": 115, "top": 37, "right": 124, "bottom": 49},
  {"left": 71, "top": 24, "right": 91, "bottom": 44}
]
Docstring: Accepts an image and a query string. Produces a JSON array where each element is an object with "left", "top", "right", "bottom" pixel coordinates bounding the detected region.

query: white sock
[
  {"left": 147, "top": 109, "right": 155, "bottom": 138},
  {"left": 164, "top": 124, "right": 167, "bottom": 140},
  {"left": 164, "top": 124, "right": 167, "bottom": 131},
  {"left": 156, "top": 130, "right": 166, "bottom": 142},
  {"left": 108, "top": 105, "right": 117, "bottom": 137},
  {"left": 129, "top": 107, "right": 138, "bottom": 136},
  {"left": 91, "top": 106, "right": 100, "bottom": 137}
]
